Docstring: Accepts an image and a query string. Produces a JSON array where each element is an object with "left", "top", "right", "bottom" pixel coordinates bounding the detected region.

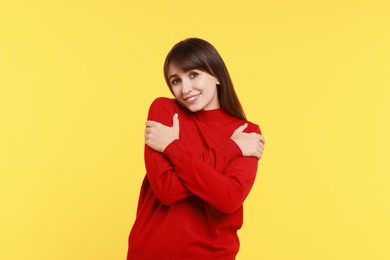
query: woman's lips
[{"left": 184, "top": 94, "right": 200, "bottom": 104}]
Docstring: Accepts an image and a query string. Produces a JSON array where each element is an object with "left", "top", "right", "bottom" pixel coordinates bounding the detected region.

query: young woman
[{"left": 127, "top": 38, "right": 265, "bottom": 259}]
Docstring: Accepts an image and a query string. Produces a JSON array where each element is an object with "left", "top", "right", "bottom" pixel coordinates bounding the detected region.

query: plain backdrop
[{"left": 1, "top": 0, "right": 389, "bottom": 259}]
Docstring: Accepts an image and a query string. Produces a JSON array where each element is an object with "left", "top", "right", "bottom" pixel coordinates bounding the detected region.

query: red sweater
[{"left": 127, "top": 97, "right": 261, "bottom": 259}]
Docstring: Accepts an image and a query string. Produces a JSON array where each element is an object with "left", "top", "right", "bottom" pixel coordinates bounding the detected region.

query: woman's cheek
[{"left": 173, "top": 87, "right": 182, "bottom": 98}]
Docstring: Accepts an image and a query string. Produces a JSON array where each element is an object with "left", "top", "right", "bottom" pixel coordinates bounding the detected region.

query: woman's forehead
[{"left": 168, "top": 63, "right": 197, "bottom": 75}]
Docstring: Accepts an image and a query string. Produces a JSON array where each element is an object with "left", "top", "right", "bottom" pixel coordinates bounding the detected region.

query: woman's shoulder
[
  {"left": 223, "top": 112, "right": 262, "bottom": 135},
  {"left": 147, "top": 97, "right": 182, "bottom": 123},
  {"left": 150, "top": 97, "right": 176, "bottom": 108},
  {"left": 148, "top": 97, "right": 180, "bottom": 111},
  {"left": 243, "top": 120, "right": 262, "bottom": 135}
]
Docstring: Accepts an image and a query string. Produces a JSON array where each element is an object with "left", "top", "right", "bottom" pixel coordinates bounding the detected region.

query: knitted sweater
[{"left": 127, "top": 97, "right": 261, "bottom": 259}]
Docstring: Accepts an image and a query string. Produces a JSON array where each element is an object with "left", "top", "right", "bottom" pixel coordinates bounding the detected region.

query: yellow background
[{"left": 1, "top": 0, "right": 389, "bottom": 259}]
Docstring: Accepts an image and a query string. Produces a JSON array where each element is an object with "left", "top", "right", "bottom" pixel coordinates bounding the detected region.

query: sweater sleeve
[
  {"left": 163, "top": 123, "right": 261, "bottom": 214},
  {"left": 144, "top": 98, "right": 191, "bottom": 205},
  {"left": 144, "top": 98, "right": 243, "bottom": 206}
]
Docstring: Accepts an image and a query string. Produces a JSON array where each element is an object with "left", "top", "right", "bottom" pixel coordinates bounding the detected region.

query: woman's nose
[{"left": 181, "top": 78, "right": 192, "bottom": 94}]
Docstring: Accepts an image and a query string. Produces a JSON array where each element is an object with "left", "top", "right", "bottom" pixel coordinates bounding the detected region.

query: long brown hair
[{"left": 163, "top": 38, "right": 246, "bottom": 120}]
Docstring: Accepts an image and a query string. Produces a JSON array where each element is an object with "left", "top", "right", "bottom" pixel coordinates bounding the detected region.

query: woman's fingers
[
  {"left": 231, "top": 129, "right": 265, "bottom": 160},
  {"left": 145, "top": 120, "right": 158, "bottom": 127},
  {"left": 144, "top": 127, "right": 151, "bottom": 142},
  {"left": 143, "top": 114, "right": 180, "bottom": 152},
  {"left": 233, "top": 123, "right": 248, "bottom": 134},
  {"left": 259, "top": 135, "right": 265, "bottom": 145},
  {"left": 257, "top": 138, "right": 265, "bottom": 160}
]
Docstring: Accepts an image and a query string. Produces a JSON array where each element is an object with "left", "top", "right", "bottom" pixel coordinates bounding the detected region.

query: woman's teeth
[{"left": 186, "top": 95, "right": 200, "bottom": 104}]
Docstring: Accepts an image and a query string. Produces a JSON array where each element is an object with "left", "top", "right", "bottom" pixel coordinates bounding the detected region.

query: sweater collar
[{"left": 193, "top": 108, "right": 235, "bottom": 125}]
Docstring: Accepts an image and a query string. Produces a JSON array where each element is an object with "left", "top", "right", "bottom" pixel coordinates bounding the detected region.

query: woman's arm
[
  {"left": 162, "top": 124, "right": 261, "bottom": 214},
  {"left": 146, "top": 99, "right": 264, "bottom": 213},
  {"left": 143, "top": 98, "right": 190, "bottom": 205},
  {"left": 144, "top": 137, "right": 246, "bottom": 206},
  {"left": 144, "top": 144, "right": 192, "bottom": 205}
]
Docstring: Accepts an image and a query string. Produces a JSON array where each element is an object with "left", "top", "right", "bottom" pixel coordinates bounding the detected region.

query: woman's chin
[
  {"left": 185, "top": 105, "right": 202, "bottom": 113},
  {"left": 178, "top": 100, "right": 201, "bottom": 112}
]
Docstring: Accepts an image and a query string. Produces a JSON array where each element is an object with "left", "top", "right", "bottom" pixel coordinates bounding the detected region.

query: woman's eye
[
  {"left": 171, "top": 78, "right": 180, "bottom": 85},
  {"left": 189, "top": 72, "right": 199, "bottom": 78}
]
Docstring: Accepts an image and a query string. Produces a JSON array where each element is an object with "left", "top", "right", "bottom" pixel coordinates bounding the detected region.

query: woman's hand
[
  {"left": 144, "top": 113, "right": 180, "bottom": 152},
  {"left": 230, "top": 123, "right": 265, "bottom": 160}
]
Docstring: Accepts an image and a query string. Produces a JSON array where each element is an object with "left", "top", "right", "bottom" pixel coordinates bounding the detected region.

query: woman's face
[{"left": 167, "top": 63, "right": 220, "bottom": 112}]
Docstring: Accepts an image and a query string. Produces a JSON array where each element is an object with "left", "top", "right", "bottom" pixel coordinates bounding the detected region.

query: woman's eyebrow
[{"left": 169, "top": 74, "right": 178, "bottom": 79}]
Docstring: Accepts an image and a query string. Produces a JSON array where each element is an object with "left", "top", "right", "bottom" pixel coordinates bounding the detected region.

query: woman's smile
[{"left": 184, "top": 94, "right": 201, "bottom": 104}]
